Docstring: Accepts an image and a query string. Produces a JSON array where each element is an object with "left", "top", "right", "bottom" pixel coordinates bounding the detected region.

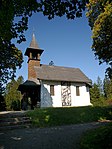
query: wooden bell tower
[{"left": 25, "top": 34, "right": 44, "bottom": 79}]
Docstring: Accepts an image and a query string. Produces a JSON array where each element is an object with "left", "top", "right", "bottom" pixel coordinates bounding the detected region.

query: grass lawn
[
  {"left": 27, "top": 106, "right": 112, "bottom": 127},
  {"left": 80, "top": 123, "right": 112, "bottom": 149}
]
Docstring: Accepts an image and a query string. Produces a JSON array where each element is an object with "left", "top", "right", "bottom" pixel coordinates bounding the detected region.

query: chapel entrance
[
  {"left": 61, "top": 82, "right": 71, "bottom": 106},
  {"left": 18, "top": 80, "right": 41, "bottom": 110},
  {"left": 25, "top": 86, "right": 40, "bottom": 109}
]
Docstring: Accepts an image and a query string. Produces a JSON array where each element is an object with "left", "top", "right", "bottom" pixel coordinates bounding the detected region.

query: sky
[{"left": 15, "top": 12, "right": 107, "bottom": 83}]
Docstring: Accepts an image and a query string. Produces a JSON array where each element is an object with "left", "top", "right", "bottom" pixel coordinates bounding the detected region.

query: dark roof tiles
[{"left": 34, "top": 65, "right": 91, "bottom": 84}]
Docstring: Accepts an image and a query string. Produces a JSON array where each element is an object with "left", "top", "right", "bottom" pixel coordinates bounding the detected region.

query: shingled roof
[
  {"left": 29, "top": 33, "right": 39, "bottom": 49},
  {"left": 25, "top": 33, "right": 44, "bottom": 56},
  {"left": 34, "top": 65, "right": 91, "bottom": 85}
]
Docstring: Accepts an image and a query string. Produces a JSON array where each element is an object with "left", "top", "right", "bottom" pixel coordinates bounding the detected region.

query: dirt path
[{"left": 0, "top": 122, "right": 110, "bottom": 149}]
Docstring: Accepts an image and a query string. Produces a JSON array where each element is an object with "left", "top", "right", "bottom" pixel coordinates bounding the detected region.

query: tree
[
  {"left": 4, "top": 76, "right": 24, "bottom": 110},
  {"left": 90, "top": 76, "right": 105, "bottom": 106},
  {"left": 96, "top": 76, "right": 103, "bottom": 95},
  {"left": 103, "top": 76, "right": 112, "bottom": 100},
  {"left": 90, "top": 76, "right": 112, "bottom": 106},
  {"left": 86, "top": 0, "right": 112, "bottom": 78},
  {"left": 90, "top": 83, "right": 102, "bottom": 106}
]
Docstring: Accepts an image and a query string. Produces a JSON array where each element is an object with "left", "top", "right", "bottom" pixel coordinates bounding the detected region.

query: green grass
[
  {"left": 27, "top": 106, "right": 112, "bottom": 127},
  {"left": 80, "top": 123, "right": 112, "bottom": 149}
]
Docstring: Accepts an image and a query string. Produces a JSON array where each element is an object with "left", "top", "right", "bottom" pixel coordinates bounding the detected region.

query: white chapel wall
[
  {"left": 40, "top": 80, "right": 91, "bottom": 108},
  {"left": 71, "top": 82, "right": 91, "bottom": 106},
  {"left": 40, "top": 80, "right": 62, "bottom": 107}
]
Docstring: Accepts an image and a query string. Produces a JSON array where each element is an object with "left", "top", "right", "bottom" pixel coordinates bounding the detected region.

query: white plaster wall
[
  {"left": 52, "top": 82, "right": 62, "bottom": 107},
  {"left": 40, "top": 80, "right": 91, "bottom": 108},
  {"left": 71, "top": 83, "right": 91, "bottom": 106},
  {"left": 40, "top": 80, "right": 62, "bottom": 107},
  {"left": 40, "top": 83, "right": 52, "bottom": 107}
]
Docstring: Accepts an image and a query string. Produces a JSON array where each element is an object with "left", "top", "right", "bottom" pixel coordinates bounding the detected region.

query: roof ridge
[{"left": 41, "top": 64, "right": 79, "bottom": 69}]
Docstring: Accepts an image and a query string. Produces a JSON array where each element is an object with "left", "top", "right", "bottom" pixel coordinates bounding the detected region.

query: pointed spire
[
  {"left": 29, "top": 33, "right": 39, "bottom": 49},
  {"left": 25, "top": 33, "right": 44, "bottom": 57}
]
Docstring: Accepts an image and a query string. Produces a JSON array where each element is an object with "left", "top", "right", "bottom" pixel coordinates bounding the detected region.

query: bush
[
  {"left": 11, "top": 100, "right": 21, "bottom": 111},
  {"left": 80, "top": 123, "right": 112, "bottom": 149}
]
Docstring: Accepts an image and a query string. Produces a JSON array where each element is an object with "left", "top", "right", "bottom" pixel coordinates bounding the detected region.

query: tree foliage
[
  {"left": 96, "top": 76, "right": 103, "bottom": 95},
  {"left": 90, "top": 82, "right": 104, "bottom": 106},
  {"left": 86, "top": 0, "right": 112, "bottom": 78},
  {"left": 41, "top": 0, "right": 88, "bottom": 19},
  {"left": 103, "top": 76, "right": 112, "bottom": 100},
  {"left": 4, "top": 76, "right": 24, "bottom": 110},
  {"left": 90, "top": 76, "right": 112, "bottom": 106}
]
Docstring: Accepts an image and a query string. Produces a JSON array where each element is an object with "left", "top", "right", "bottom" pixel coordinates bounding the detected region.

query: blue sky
[{"left": 15, "top": 12, "right": 107, "bottom": 83}]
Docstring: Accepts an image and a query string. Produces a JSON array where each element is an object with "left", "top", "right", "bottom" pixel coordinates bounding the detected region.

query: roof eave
[{"left": 38, "top": 78, "right": 92, "bottom": 84}]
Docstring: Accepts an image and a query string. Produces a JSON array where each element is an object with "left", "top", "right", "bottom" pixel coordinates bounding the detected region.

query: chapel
[{"left": 18, "top": 34, "right": 92, "bottom": 109}]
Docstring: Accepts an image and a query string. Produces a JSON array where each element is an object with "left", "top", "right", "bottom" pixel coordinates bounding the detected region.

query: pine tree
[
  {"left": 96, "top": 76, "right": 103, "bottom": 95},
  {"left": 90, "top": 77, "right": 106, "bottom": 106},
  {"left": 4, "top": 76, "right": 24, "bottom": 110},
  {"left": 90, "top": 83, "right": 101, "bottom": 106},
  {"left": 103, "top": 76, "right": 112, "bottom": 101}
]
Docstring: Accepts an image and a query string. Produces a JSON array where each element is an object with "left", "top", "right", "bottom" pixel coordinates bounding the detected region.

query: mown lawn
[{"left": 27, "top": 106, "right": 112, "bottom": 127}]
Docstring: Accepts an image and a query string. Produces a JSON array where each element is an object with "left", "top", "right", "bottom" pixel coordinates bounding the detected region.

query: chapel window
[
  {"left": 50, "top": 85, "right": 55, "bottom": 96},
  {"left": 76, "top": 86, "right": 80, "bottom": 96},
  {"left": 86, "top": 86, "right": 89, "bottom": 92}
]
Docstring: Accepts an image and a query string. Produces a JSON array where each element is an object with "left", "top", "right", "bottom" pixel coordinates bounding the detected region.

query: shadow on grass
[
  {"left": 27, "top": 106, "right": 112, "bottom": 127},
  {"left": 80, "top": 122, "right": 112, "bottom": 149}
]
